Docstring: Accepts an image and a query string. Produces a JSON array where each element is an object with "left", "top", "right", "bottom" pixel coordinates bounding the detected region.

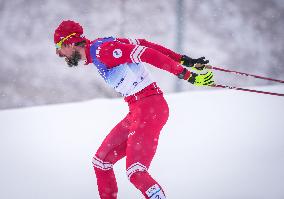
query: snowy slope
[{"left": 0, "top": 86, "right": 284, "bottom": 199}]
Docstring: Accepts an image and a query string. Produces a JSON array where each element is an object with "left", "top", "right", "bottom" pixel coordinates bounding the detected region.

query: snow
[
  {"left": 0, "top": 86, "right": 284, "bottom": 199},
  {"left": 2, "top": 0, "right": 284, "bottom": 109}
]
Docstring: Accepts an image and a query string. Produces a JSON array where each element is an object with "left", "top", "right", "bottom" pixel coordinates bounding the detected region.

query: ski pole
[
  {"left": 210, "top": 84, "right": 284, "bottom": 97},
  {"left": 207, "top": 66, "right": 284, "bottom": 84}
]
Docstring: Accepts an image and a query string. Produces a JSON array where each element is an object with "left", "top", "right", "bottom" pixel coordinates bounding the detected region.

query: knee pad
[
  {"left": 126, "top": 162, "right": 147, "bottom": 180},
  {"left": 92, "top": 156, "right": 113, "bottom": 170}
]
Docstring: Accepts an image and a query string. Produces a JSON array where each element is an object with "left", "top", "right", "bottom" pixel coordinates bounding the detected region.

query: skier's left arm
[
  {"left": 117, "top": 38, "right": 210, "bottom": 67},
  {"left": 98, "top": 41, "right": 214, "bottom": 86},
  {"left": 99, "top": 41, "right": 191, "bottom": 79},
  {"left": 117, "top": 38, "right": 182, "bottom": 62},
  {"left": 139, "top": 47, "right": 214, "bottom": 86}
]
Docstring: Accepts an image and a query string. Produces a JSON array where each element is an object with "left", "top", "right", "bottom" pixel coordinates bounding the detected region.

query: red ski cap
[{"left": 54, "top": 20, "right": 85, "bottom": 49}]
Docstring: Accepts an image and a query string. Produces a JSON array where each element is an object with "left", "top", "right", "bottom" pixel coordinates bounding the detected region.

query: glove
[
  {"left": 180, "top": 55, "right": 209, "bottom": 67},
  {"left": 187, "top": 66, "right": 215, "bottom": 86}
]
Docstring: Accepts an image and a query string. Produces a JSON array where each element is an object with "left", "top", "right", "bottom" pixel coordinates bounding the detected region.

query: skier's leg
[
  {"left": 126, "top": 95, "right": 169, "bottom": 199},
  {"left": 93, "top": 115, "right": 131, "bottom": 199}
]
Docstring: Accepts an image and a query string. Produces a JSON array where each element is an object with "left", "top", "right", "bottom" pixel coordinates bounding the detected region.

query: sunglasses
[{"left": 55, "top": 33, "right": 76, "bottom": 49}]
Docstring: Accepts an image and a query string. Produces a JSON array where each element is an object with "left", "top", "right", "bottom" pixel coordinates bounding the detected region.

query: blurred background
[{"left": 0, "top": 0, "right": 284, "bottom": 110}]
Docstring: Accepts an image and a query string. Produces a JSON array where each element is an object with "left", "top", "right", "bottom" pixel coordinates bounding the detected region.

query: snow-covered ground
[{"left": 0, "top": 86, "right": 284, "bottom": 199}]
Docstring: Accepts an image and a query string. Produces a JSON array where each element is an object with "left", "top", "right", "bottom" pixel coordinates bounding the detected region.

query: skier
[{"left": 54, "top": 20, "right": 214, "bottom": 199}]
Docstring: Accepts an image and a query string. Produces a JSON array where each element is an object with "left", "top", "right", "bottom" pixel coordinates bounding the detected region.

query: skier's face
[
  {"left": 56, "top": 44, "right": 81, "bottom": 67},
  {"left": 56, "top": 44, "right": 74, "bottom": 58}
]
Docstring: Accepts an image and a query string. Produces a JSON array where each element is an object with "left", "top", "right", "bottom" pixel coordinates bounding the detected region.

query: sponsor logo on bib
[{"left": 113, "top": 49, "right": 122, "bottom": 58}]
